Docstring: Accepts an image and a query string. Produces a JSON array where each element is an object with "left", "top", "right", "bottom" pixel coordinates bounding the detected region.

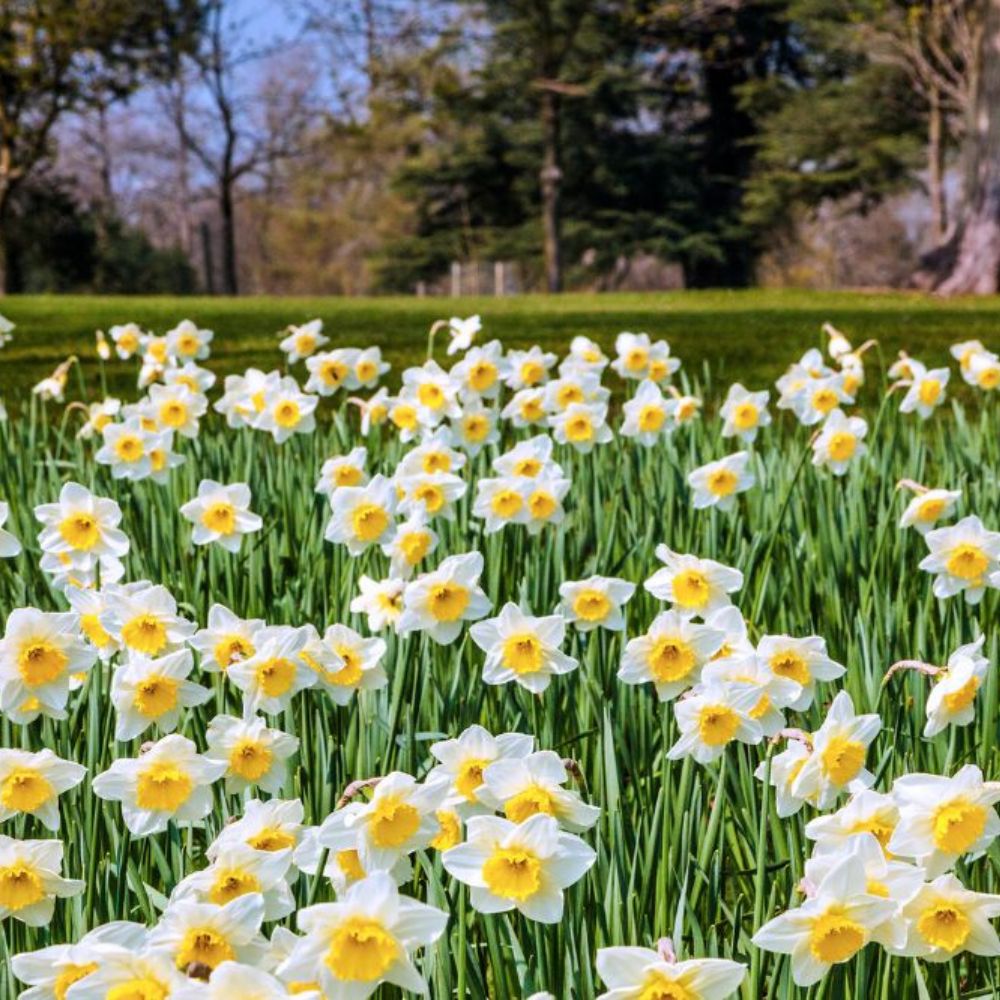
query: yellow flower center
[
  {"left": 136, "top": 763, "right": 193, "bottom": 812},
  {"left": 256, "top": 657, "right": 297, "bottom": 698},
  {"left": 638, "top": 404, "right": 665, "bottom": 432},
  {"left": 121, "top": 615, "right": 168, "bottom": 656},
  {"left": 811, "top": 388, "right": 838, "bottom": 414},
  {"left": 572, "top": 588, "right": 611, "bottom": 622},
  {"left": 848, "top": 817, "right": 895, "bottom": 852},
  {"left": 81, "top": 614, "right": 111, "bottom": 649},
  {"left": 505, "top": 785, "right": 557, "bottom": 823},
  {"left": 556, "top": 384, "right": 584, "bottom": 408},
  {"left": 456, "top": 759, "right": 488, "bottom": 802},
  {"left": 932, "top": 799, "right": 987, "bottom": 854},
  {"left": 421, "top": 451, "right": 451, "bottom": 474},
  {"left": 177, "top": 333, "right": 199, "bottom": 356},
  {"left": 490, "top": 489, "right": 523, "bottom": 518},
  {"left": 159, "top": 401, "right": 188, "bottom": 429},
  {"left": 413, "top": 483, "right": 445, "bottom": 513},
  {"left": 637, "top": 971, "right": 694, "bottom": 1000},
  {"left": 17, "top": 640, "right": 68, "bottom": 686},
  {"left": 399, "top": 530, "right": 431, "bottom": 566},
  {"left": 274, "top": 400, "right": 301, "bottom": 428},
  {"left": 707, "top": 468, "right": 738, "bottom": 497},
  {"left": 229, "top": 739, "right": 273, "bottom": 781},
  {"left": 514, "top": 458, "right": 542, "bottom": 477},
  {"left": 809, "top": 907, "right": 866, "bottom": 964},
  {"left": 117, "top": 331, "right": 139, "bottom": 353},
  {"left": 368, "top": 795, "right": 421, "bottom": 847},
  {"left": 133, "top": 675, "right": 179, "bottom": 718},
  {"left": 356, "top": 359, "right": 378, "bottom": 382},
  {"left": 942, "top": 675, "right": 980, "bottom": 713},
  {"left": 215, "top": 635, "right": 254, "bottom": 669},
  {"left": 337, "top": 849, "right": 366, "bottom": 880},
  {"left": 351, "top": 503, "right": 389, "bottom": 542},
  {"left": 502, "top": 633, "right": 544, "bottom": 674},
  {"left": 866, "top": 879, "right": 890, "bottom": 898},
  {"left": 483, "top": 847, "right": 542, "bottom": 901},
  {"left": 946, "top": 544, "right": 989, "bottom": 582},
  {"left": 520, "top": 397, "right": 544, "bottom": 421},
  {"left": 430, "top": 810, "right": 462, "bottom": 851},
  {"left": 917, "top": 903, "right": 970, "bottom": 951},
  {"left": 672, "top": 569, "right": 710, "bottom": 610},
  {"left": 647, "top": 637, "right": 696, "bottom": 682},
  {"left": 1, "top": 769, "right": 52, "bottom": 812},
  {"left": 54, "top": 964, "right": 99, "bottom": 1000},
  {"left": 468, "top": 361, "right": 497, "bottom": 392},
  {"left": 114, "top": 434, "right": 145, "bottom": 462},
  {"left": 820, "top": 736, "right": 866, "bottom": 785},
  {"left": 176, "top": 928, "right": 234, "bottom": 970},
  {"left": 769, "top": 650, "right": 810, "bottom": 686},
  {"left": 247, "top": 826, "right": 295, "bottom": 852},
  {"left": 326, "top": 916, "right": 398, "bottom": 982},
  {"left": 733, "top": 402, "right": 759, "bottom": 430},
  {"left": 464, "top": 414, "right": 490, "bottom": 441},
  {"left": 426, "top": 583, "right": 469, "bottom": 622},
  {"left": 295, "top": 334, "right": 317, "bottom": 356},
  {"left": 697, "top": 705, "right": 740, "bottom": 747},
  {"left": 201, "top": 502, "right": 236, "bottom": 534},
  {"left": 918, "top": 498, "right": 946, "bottom": 522},
  {"left": 528, "top": 491, "right": 557, "bottom": 520},
  {"left": 565, "top": 415, "right": 593, "bottom": 442},
  {"left": 750, "top": 693, "right": 771, "bottom": 719},
  {"left": 59, "top": 514, "right": 100, "bottom": 550},
  {"left": 919, "top": 379, "right": 942, "bottom": 405},
  {"left": 417, "top": 382, "right": 445, "bottom": 409},
  {"left": 107, "top": 979, "right": 168, "bottom": 1000},
  {"left": 624, "top": 348, "right": 648, "bottom": 372},
  {"left": 521, "top": 360, "right": 545, "bottom": 385},
  {"left": 828, "top": 432, "right": 857, "bottom": 462},
  {"left": 391, "top": 404, "right": 417, "bottom": 430},
  {"left": 209, "top": 867, "right": 262, "bottom": 905},
  {"left": 978, "top": 367, "right": 1000, "bottom": 389},
  {"left": 334, "top": 465, "right": 363, "bottom": 487},
  {"left": 0, "top": 863, "right": 44, "bottom": 911}
]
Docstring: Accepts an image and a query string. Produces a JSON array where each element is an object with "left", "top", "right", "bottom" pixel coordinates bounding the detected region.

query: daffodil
[
  {"left": 558, "top": 575, "right": 635, "bottom": 632},
  {"left": 0, "top": 836, "right": 83, "bottom": 925},
  {"left": 0, "top": 608, "right": 96, "bottom": 724},
  {"left": 755, "top": 738, "right": 813, "bottom": 817},
  {"left": 180, "top": 481, "right": 262, "bottom": 553},
  {"left": 811, "top": 409, "right": 868, "bottom": 475},
  {"left": 328, "top": 772, "right": 447, "bottom": 871},
  {"left": 895, "top": 873, "right": 1000, "bottom": 960},
  {"left": 899, "top": 362, "right": 950, "bottom": 419},
  {"left": 226, "top": 625, "right": 315, "bottom": 715},
  {"left": 611, "top": 332, "right": 655, "bottom": 380},
  {"left": 190, "top": 603, "right": 264, "bottom": 674},
  {"left": 790, "top": 374, "right": 851, "bottom": 426},
  {"left": 969, "top": 350, "right": 1000, "bottom": 390},
  {"left": 324, "top": 475, "right": 397, "bottom": 555},
  {"left": 280, "top": 319, "right": 328, "bottom": 363},
  {"left": 145, "top": 383, "right": 207, "bottom": 438},
  {"left": 667, "top": 682, "right": 763, "bottom": 763},
  {"left": 565, "top": 335, "right": 608, "bottom": 373},
  {"left": 620, "top": 381, "right": 671, "bottom": 446},
  {"left": 501, "top": 386, "right": 549, "bottom": 427},
  {"left": 899, "top": 486, "right": 961, "bottom": 535},
  {"left": 316, "top": 447, "right": 369, "bottom": 498},
  {"left": 595, "top": 945, "right": 746, "bottom": 1000},
  {"left": 301, "top": 623, "right": 388, "bottom": 705},
  {"left": 350, "top": 576, "right": 406, "bottom": 632},
  {"left": 297, "top": 819, "right": 412, "bottom": 894},
  {"left": 381, "top": 510, "right": 438, "bottom": 579},
  {"left": 278, "top": 872, "right": 447, "bottom": 999},
  {"left": 164, "top": 361, "right": 216, "bottom": 394},
  {"left": 76, "top": 396, "right": 121, "bottom": 439},
  {"left": 171, "top": 843, "right": 296, "bottom": 920},
  {"left": 472, "top": 476, "right": 531, "bottom": 534},
  {"left": 688, "top": 451, "right": 756, "bottom": 510},
  {"left": 618, "top": 610, "right": 725, "bottom": 701},
  {"left": 451, "top": 398, "right": 501, "bottom": 454},
  {"left": 804, "top": 789, "right": 899, "bottom": 857},
  {"left": 214, "top": 368, "right": 280, "bottom": 429},
  {"left": 542, "top": 371, "right": 608, "bottom": 415},
  {"left": 94, "top": 418, "right": 155, "bottom": 481},
  {"left": 477, "top": 750, "right": 600, "bottom": 831},
  {"left": 701, "top": 650, "right": 801, "bottom": 736},
  {"left": 205, "top": 714, "right": 299, "bottom": 795},
  {"left": 720, "top": 383, "right": 771, "bottom": 443},
  {"left": 550, "top": 402, "right": 613, "bottom": 453},
  {"left": 109, "top": 322, "right": 144, "bottom": 359},
  {"left": 442, "top": 813, "right": 595, "bottom": 923},
  {"left": 208, "top": 798, "right": 304, "bottom": 858},
  {"left": 427, "top": 725, "right": 535, "bottom": 814},
  {"left": 101, "top": 583, "right": 196, "bottom": 658},
  {"left": 165, "top": 319, "right": 213, "bottom": 362},
  {"left": 756, "top": 634, "right": 845, "bottom": 710},
  {"left": 791, "top": 692, "right": 880, "bottom": 809},
  {"left": 401, "top": 360, "right": 461, "bottom": 425},
  {"left": 11, "top": 921, "right": 147, "bottom": 1000},
  {"left": 146, "top": 894, "right": 267, "bottom": 973},
  {"left": 451, "top": 341, "right": 509, "bottom": 399},
  {"left": 644, "top": 547, "right": 743, "bottom": 617},
  {"left": 751, "top": 848, "right": 897, "bottom": 986},
  {"left": 395, "top": 470, "right": 467, "bottom": 522},
  {"left": 353, "top": 346, "right": 390, "bottom": 388},
  {"left": 888, "top": 764, "right": 1000, "bottom": 876},
  {"left": 63, "top": 948, "right": 187, "bottom": 999},
  {"left": 92, "top": 733, "right": 226, "bottom": 837},
  {"left": 171, "top": 960, "right": 294, "bottom": 1000},
  {"left": 919, "top": 514, "right": 1000, "bottom": 603},
  {"left": 493, "top": 435, "right": 557, "bottom": 479},
  {"left": 0, "top": 748, "right": 86, "bottom": 830},
  {"left": 506, "top": 347, "right": 557, "bottom": 390},
  {"left": 923, "top": 636, "right": 990, "bottom": 737},
  {"left": 396, "top": 427, "right": 466, "bottom": 476},
  {"left": 305, "top": 348, "right": 360, "bottom": 395},
  {"left": 397, "top": 552, "right": 491, "bottom": 644},
  {"left": 446, "top": 314, "right": 481, "bottom": 354}
]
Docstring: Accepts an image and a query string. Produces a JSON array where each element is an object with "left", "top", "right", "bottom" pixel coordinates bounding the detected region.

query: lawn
[{"left": 3, "top": 289, "right": 1000, "bottom": 400}]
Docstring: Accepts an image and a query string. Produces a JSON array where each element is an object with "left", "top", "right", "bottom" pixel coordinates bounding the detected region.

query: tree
[{"left": 0, "top": 0, "right": 202, "bottom": 292}]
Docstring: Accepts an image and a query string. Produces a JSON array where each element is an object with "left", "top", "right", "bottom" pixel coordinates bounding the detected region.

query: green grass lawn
[{"left": 2, "top": 289, "right": 999, "bottom": 400}]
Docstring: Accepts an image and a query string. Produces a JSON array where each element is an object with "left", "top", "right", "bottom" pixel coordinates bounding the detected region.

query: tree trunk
[
  {"left": 219, "top": 176, "right": 239, "bottom": 295},
  {"left": 539, "top": 89, "right": 563, "bottom": 293},
  {"left": 931, "top": 0, "right": 1000, "bottom": 295},
  {"left": 928, "top": 83, "right": 947, "bottom": 242}
]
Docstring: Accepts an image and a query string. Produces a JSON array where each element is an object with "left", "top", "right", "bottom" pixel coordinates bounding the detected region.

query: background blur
[{"left": 2, "top": 0, "right": 999, "bottom": 298}]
